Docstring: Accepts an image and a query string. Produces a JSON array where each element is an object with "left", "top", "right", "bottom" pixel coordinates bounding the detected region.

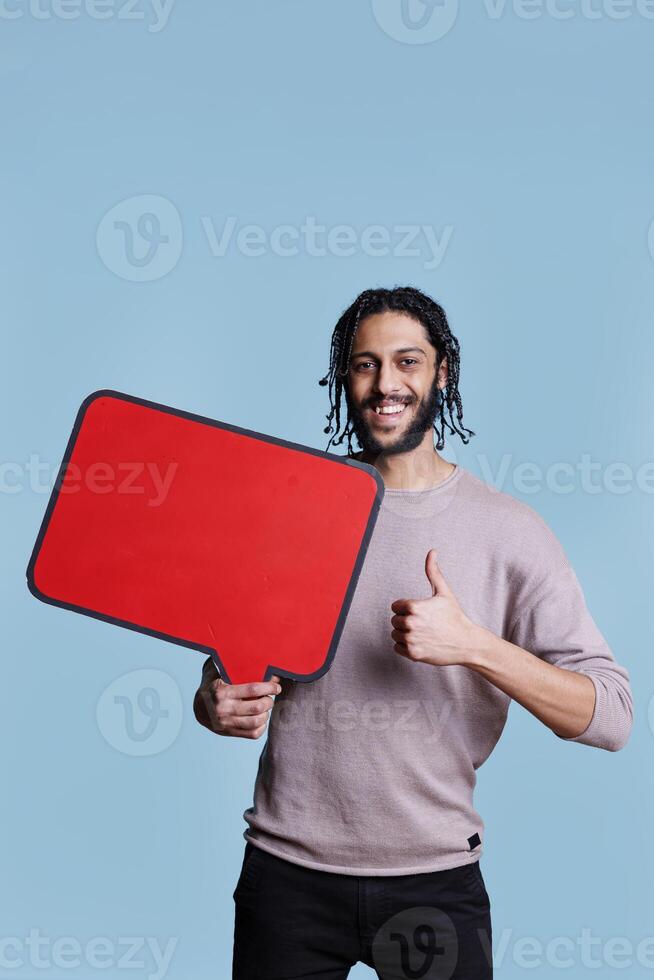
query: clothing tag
[{"left": 467, "top": 833, "right": 481, "bottom": 850}]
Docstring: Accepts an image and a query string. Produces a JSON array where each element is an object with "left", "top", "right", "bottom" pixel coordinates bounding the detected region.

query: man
[{"left": 194, "top": 286, "right": 633, "bottom": 980}]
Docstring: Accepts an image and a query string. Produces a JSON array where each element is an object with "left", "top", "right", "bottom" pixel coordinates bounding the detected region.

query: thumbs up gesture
[{"left": 390, "top": 549, "right": 479, "bottom": 667}]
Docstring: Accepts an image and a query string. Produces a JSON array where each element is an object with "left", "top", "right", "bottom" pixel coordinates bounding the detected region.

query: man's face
[{"left": 345, "top": 311, "right": 447, "bottom": 457}]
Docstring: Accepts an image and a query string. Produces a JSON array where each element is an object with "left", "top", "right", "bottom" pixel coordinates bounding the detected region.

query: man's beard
[{"left": 346, "top": 376, "right": 443, "bottom": 458}]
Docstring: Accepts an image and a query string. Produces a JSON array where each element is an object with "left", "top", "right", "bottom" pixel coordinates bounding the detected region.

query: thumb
[{"left": 425, "top": 549, "right": 453, "bottom": 598}]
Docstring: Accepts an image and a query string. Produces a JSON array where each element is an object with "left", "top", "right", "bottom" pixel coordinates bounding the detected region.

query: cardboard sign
[{"left": 26, "top": 390, "right": 384, "bottom": 684}]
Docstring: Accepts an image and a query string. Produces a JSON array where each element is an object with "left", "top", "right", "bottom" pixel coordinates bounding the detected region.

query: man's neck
[{"left": 350, "top": 447, "right": 456, "bottom": 491}]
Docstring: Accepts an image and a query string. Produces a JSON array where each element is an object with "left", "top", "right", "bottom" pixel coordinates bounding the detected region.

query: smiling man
[{"left": 194, "top": 285, "right": 633, "bottom": 980}]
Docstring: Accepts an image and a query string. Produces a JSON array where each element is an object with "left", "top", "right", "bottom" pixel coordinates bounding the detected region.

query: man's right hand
[{"left": 193, "top": 657, "right": 282, "bottom": 739}]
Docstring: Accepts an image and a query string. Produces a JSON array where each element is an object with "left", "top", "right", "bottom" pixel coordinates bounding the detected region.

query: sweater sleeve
[{"left": 505, "top": 509, "right": 633, "bottom": 752}]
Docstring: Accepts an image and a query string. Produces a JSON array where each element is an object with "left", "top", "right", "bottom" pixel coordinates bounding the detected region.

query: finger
[
  {"left": 227, "top": 711, "right": 271, "bottom": 731},
  {"left": 391, "top": 629, "right": 409, "bottom": 645},
  {"left": 391, "top": 598, "right": 413, "bottom": 614},
  {"left": 390, "top": 614, "right": 410, "bottom": 631},
  {"left": 245, "top": 723, "right": 268, "bottom": 740},
  {"left": 425, "top": 549, "right": 454, "bottom": 598},
  {"left": 229, "top": 695, "right": 275, "bottom": 716},
  {"left": 225, "top": 681, "right": 282, "bottom": 700}
]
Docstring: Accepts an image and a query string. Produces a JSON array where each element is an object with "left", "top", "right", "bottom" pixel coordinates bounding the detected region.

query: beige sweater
[{"left": 241, "top": 463, "right": 633, "bottom": 875}]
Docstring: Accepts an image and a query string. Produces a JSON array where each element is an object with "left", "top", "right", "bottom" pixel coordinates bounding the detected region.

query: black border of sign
[{"left": 25, "top": 388, "right": 385, "bottom": 684}]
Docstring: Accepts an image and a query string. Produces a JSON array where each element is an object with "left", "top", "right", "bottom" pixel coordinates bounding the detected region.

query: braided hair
[{"left": 318, "top": 286, "right": 475, "bottom": 455}]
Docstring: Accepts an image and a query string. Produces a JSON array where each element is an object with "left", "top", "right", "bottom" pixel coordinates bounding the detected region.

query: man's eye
[{"left": 354, "top": 359, "right": 417, "bottom": 371}]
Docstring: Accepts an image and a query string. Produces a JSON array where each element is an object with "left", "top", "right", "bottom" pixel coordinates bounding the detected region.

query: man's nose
[{"left": 372, "top": 362, "right": 404, "bottom": 396}]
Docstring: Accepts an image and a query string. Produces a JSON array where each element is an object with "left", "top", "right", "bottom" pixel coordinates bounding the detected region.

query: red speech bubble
[{"left": 26, "top": 390, "right": 384, "bottom": 684}]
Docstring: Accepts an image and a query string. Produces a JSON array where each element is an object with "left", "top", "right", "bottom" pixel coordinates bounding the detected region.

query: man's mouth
[{"left": 368, "top": 401, "right": 411, "bottom": 423}]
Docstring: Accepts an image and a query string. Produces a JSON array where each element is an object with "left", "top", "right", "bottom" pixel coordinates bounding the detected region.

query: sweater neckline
[{"left": 381, "top": 463, "right": 463, "bottom": 496}]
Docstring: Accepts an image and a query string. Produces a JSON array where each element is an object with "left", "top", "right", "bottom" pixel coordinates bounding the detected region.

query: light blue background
[{"left": 2, "top": 1, "right": 653, "bottom": 977}]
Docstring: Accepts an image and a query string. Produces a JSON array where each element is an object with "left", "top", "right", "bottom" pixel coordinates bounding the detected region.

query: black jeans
[{"left": 232, "top": 841, "right": 493, "bottom": 979}]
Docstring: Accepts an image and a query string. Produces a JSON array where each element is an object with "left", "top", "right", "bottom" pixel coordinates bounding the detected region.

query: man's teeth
[{"left": 374, "top": 404, "right": 407, "bottom": 415}]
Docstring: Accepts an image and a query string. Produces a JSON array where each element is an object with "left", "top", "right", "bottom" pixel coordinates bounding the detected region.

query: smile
[
  {"left": 375, "top": 404, "right": 406, "bottom": 415},
  {"left": 369, "top": 403, "right": 410, "bottom": 423}
]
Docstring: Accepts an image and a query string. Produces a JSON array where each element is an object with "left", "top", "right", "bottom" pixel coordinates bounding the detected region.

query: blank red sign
[{"left": 26, "top": 390, "right": 383, "bottom": 684}]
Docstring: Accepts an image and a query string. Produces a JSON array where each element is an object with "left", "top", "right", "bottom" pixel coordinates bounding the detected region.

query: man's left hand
[{"left": 390, "top": 549, "right": 480, "bottom": 667}]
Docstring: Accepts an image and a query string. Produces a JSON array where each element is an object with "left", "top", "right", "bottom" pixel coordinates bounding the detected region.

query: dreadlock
[{"left": 318, "top": 286, "right": 475, "bottom": 455}]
